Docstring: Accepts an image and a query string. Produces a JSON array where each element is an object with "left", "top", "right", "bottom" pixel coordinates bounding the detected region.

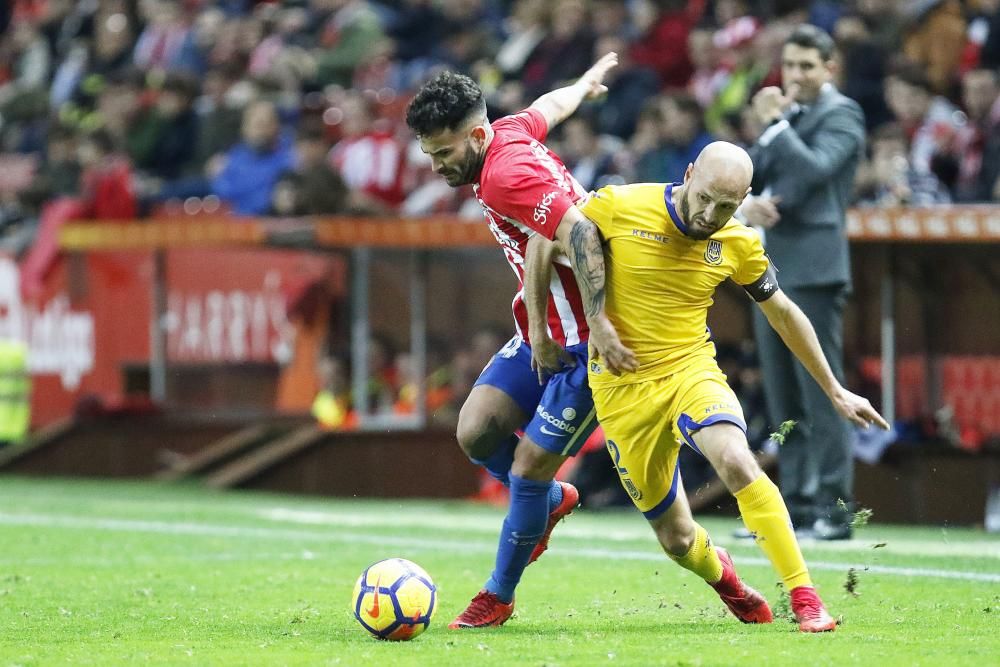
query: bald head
[
  {"left": 692, "top": 141, "right": 754, "bottom": 192},
  {"left": 676, "top": 141, "right": 754, "bottom": 240}
]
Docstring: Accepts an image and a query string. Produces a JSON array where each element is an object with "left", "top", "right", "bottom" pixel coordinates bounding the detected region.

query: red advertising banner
[{"left": 0, "top": 249, "right": 345, "bottom": 427}]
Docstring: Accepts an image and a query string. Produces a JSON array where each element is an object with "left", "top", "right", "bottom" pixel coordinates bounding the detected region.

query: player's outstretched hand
[
  {"left": 579, "top": 52, "right": 618, "bottom": 100},
  {"left": 589, "top": 316, "right": 637, "bottom": 376},
  {"left": 832, "top": 387, "right": 890, "bottom": 430},
  {"left": 530, "top": 336, "right": 577, "bottom": 385}
]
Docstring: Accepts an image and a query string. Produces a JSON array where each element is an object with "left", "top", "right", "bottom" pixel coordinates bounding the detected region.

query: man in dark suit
[{"left": 741, "top": 25, "right": 866, "bottom": 540}]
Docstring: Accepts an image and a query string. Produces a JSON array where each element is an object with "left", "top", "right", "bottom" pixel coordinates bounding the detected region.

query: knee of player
[
  {"left": 714, "top": 445, "right": 762, "bottom": 489},
  {"left": 455, "top": 420, "right": 491, "bottom": 459}
]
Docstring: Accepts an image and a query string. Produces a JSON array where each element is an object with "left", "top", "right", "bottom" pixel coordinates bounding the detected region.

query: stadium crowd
[{"left": 0, "top": 0, "right": 999, "bottom": 250}]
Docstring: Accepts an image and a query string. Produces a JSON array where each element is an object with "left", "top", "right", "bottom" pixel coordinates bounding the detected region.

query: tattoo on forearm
[{"left": 568, "top": 220, "right": 606, "bottom": 318}]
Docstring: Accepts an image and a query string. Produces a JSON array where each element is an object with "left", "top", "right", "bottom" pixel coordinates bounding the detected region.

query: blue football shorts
[{"left": 474, "top": 335, "right": 598, "bottom": 456}]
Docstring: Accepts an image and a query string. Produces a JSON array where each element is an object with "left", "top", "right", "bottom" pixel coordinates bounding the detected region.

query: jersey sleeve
[
  {"left": 492, "top": 108, "right": 549, "bottom": 142},
  {"left": 732, "top": 228, "right": 771, "bottom": 286},
  {"left": 480, "top": 154, "right": 577, "bottom": 240},
  {"left": 578, "top": 185, "right": 618, "bottom": 237}
]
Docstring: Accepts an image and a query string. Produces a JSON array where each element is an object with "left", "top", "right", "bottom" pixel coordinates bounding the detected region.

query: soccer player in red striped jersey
[{"left": 406, "top": 54, "right": 637, "bottom": 629}]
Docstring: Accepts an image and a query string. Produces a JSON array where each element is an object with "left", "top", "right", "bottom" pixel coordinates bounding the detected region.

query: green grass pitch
[{"left": 0, "top": 476, "right": 997, "bottom": 666}]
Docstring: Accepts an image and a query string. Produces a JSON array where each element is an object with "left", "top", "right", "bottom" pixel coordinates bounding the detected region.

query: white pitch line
[
  {"left": 1, "top": 511, "right": 999, "bottom": 583},
  {"left": 257, "top": 507, "right": 1000, "bottom": 560}
]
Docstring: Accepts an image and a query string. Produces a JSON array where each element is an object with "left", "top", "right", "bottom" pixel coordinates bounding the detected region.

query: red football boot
[
  {"left": 448, "top": 590, "right": 515, "bottom": 629},
  {"left": 528, "top": 482, "right": 580, "bottom": 565},
  {"left": 791, "top": 585, "right": 837, "bottom": 632},
  {"left": 710, "top": 548, "right": 774, "bottom": 624}
]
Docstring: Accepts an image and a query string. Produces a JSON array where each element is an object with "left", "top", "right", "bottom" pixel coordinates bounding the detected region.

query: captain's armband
[{"left": 741, "top": 264, "right": 780, "bottom": 302}]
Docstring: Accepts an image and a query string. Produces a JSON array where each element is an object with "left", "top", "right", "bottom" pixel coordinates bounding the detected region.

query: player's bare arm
[
  {"left": 756, "top": 290, "right": 889, "bottom": 430},
  {"left": 553, "top": 206, "right": 637, "bottom": 376},
  {"left": 529, "top": 52, "right": 618, "bottom": 133},
  {"left": 524, "top": 234, "right": 576, "bottom": 384}
]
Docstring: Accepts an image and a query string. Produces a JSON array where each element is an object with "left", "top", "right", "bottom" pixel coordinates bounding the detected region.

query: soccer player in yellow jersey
[{"left": 573, "top": 141, "right": 889, "bottom": 633}]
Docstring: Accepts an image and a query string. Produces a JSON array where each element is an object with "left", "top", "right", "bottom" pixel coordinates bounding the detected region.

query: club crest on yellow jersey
[{"left": 704, "top": 239, "right": 723, "bottom": 265}]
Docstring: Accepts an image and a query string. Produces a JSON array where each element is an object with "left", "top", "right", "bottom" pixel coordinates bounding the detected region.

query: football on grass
[{"left": 352, "top": 558, "right": 437, "bottom": 640}]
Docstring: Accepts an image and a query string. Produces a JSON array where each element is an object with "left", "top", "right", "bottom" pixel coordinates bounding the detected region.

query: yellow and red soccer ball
[{"left": 352, "top": 558, "right": 437, "bottom": 640}]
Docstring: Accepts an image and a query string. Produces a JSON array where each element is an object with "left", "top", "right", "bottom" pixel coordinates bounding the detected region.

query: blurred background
[{"left": 0, "top": 0, "right": 997, "bottom": 528}]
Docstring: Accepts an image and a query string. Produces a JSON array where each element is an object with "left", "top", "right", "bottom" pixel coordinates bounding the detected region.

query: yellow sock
[
  {"left": 668, "top": 522, "right": 723, "bottom": 584},
  {"left": 735, "top": 475, "right": 813, "bottom": 590}
]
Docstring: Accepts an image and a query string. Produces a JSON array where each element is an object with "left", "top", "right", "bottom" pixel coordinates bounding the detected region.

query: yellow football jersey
[{"left": 580, "top": 182, "right": 769, "bottom": 386}]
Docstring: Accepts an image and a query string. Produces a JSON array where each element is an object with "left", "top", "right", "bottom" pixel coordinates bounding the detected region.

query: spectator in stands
[
  {"left": 449, "top": 324, "right": 508, "bottom": 414},
  {"left": 365, "top": 332, "right": 400, "bottom": 416},
  {"left": 394, "top": 336, "right": 457, "bottom": 425},
  {"left": 250, "top": 6, "right": 316, "bottom": 94},
  {"left": 591, "top": 0, "right": 636, "bottom": 40},
  {"left": 92, "top": 68, "right": 145, "bottom": 155},
  {"left": 0, "top": 18, "right": 51, "bottom": 146},
  {"left": 704, "top": 15, "right": 767, "bottom": 136},
  {"left": 884, "top": 63, "right": 963, "bottom": 179},
  {"left": 312, "top": 353, "right": 352, "bottom": 430},
  {"left": 856, "top": 122, "right": 951, "bottom": 206},
  {"left": 309, "top": 0, "right": 385, "bottom": 88},
  {"left": 713, "top": 0, "right": 751, "bottom": 26},
  {"left": 211, "top": 99, "right": 294, "bottom": 215},
  {"left": 687, "top": 25, "right": 727, "bottom": 110},
  {"left": 17, "top": 124, "right": 80, "bottom": 216},
  {"left": 901, "top": 0, "right": 967, "bottom": 96},
  {"left": 629, "top": 0, "right": 695, "bottom": 88},
  {"left": 950, "top": 67, "right": 1000, "bottom": 201},
  {"left": 430, "top": 0, "right": 498, "bottom": 76},
  {"left": 192, "top": 64, "right": 246, "bottom": 167},
  {"left": 189, "top": 7, "right": 226, "bottom": 73},
  {"left": 833, "top": 0, "right": 898, "bottom": 130},
  {"left": 635, "top": 93, "right": 716, "bottom": 183},
  {"left": 127, "top": 73, "right": 200, "bottom": 181},
  {"left": 384, "top": 0, "right": 448, "bottom": 89},
  {"left": 627, "top": 97, "right": 664, "bottom": 171},
  {"left": 520, "top": 0, "right": 595, "bottom": 102},
  {"left": 327, "top": 92, "right": 407, "bottom": 211},
  {"left": 76, "top": 128, "right": 137, "bottom": 220},
  {"left": 558, "top": 114, "right": 624, "bottom": 192},
  {"left": 492, "top": 0, "right": 549, "bottom": 85},
  {"left": 975, "top": 0, "right": 1000, "bottom": 68},
  {"left": 589, "top": 34, "right": 660, "bottom": 140},
  {"left": 291, "top": 126, "right": 350, "bottom": 215},
  {"left": 133, "top": 0, "right": 200, "bottom": 75},
  {"left": 90, "top": 0, "right": 141, "bottom": 78}
]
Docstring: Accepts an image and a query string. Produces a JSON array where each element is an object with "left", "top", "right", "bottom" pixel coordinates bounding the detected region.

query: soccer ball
[{"left": 352, "top": 558, "right": 437, "bottom": 640}]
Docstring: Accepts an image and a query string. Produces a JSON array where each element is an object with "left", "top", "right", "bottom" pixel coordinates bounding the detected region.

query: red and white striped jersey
[
  {"left": 329, "top": 129, "right": 408, "bottom": 207},
  {"left": 474, "top": 108, "right": 590, "bottom": 347}
]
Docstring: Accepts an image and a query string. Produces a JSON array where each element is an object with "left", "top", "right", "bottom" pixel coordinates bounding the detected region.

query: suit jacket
[{"left": 748, "top": 85, "right": 865, "bottom": 290}]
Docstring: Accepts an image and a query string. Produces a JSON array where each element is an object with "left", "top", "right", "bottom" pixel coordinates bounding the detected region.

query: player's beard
[
  {"left": 680, "top": 189, "right": 719, "bottom": 240},
  {"left": 442, "top": 145, "right": 484, "bottom": 187}
]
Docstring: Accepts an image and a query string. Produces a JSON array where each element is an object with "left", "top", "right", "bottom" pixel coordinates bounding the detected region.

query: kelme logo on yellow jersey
[{"left": 704, "top": 239, "right": 723, "bottom": 265}]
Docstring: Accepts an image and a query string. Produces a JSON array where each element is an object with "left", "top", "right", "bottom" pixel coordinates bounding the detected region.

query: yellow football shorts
[{"left": 592, "top": 355, "right": 747, "bottom": 520}]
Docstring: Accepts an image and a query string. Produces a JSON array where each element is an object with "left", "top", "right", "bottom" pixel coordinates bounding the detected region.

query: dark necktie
[{"left": 788, "top": 105, "right": 807, "bottom": 127}]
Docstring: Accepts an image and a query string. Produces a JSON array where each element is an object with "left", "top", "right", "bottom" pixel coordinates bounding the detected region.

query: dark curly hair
[{"left": 406, "top": 71, "right": 487, "bottom": 137}]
